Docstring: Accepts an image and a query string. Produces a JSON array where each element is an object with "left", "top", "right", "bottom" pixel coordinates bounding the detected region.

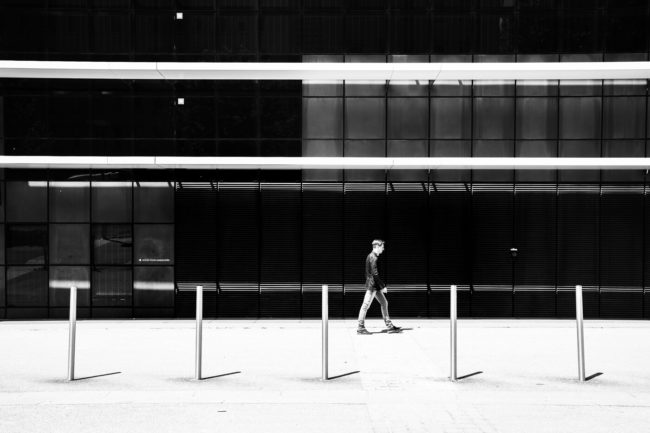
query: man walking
[{"left": 357, "top": 239, "right": 401, "bottom": 334}]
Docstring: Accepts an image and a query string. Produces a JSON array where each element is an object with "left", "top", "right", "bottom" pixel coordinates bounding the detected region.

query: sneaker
[
  {"left": 385, "top": 323, "right": 402, "bottom": 333},
  {"left": 357, "top": 327, "right": 371, "bottom": 335}
]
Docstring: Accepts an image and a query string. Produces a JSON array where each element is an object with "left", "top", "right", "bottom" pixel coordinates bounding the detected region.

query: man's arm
[{"left": 370, "top": 255, "right": 386, "bottom": 290}]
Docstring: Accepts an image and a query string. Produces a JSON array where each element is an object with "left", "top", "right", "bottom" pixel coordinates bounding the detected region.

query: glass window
[
  {"left": 388, "top": 98, "right": 428, "bottom": 139},
  {"left": 175, "top": 98, "right": 217, "bottom": 139},
  {"left": 134, "top": 266, "right": 174, "bottom": 307},
  {"left": 175, "top": 13, "right": 216, "bottom": 53},
  {"left": 92, "top": 266, "right": 132, "bottom": 307},
  {"left": 134, "top": 225, "right": 174, "bottom": 265},
  {"left": 302, "top": 55, "right": 344, "bottom": 97},
  {"left": 217, "top": 14, "right": 258, "bottom": 54},
  {"left": 93, "top": 13, "right": 131, "bottom": 53},
  {"left": 133, "top": 97, "right": 174, "bottom": 138},
  {"left": 388, "top": 140, "right": 428, "bottom": 182},
  {"left": 388, "top": 55, "right": 429, "bottom": 97},
  {"left": 92, "top": 182, "right": 132, "bottom": 223},
  {"left": 345, "top": 98, "right": 386, "bottom": 139},
  {"left": 390, "top": 14, "right": 430, "bottom": 54},
  {"left": 603, "top": 97, "right": 645, "bottom": 139},
  {"left": 134, "top": 182, "right": 174, "bottom": 223},
  {"left": 303, "top": 98, "right": 343, "bottom": 139},
  {"left": 432, "top": 14, "right": 473, "bottom": 54},
  {"left": 49, "top": 182, "right": 90, "bottom": 222},
  {"left": 260, "top": 13, "right": 300, "bottom": 53},
  {"left": 602, "top": 140, "right": 645, "bottom": 183},
  {"left": 345, "top": 15, "right": 387, "bottom": 54},
  {"left": 345, "top": 55, "right": 386, "bottom": 97},
  {"left": 430, "top": 140, "right": 471, "bottom": 182},
  {"left": 516, "top": 98, "right": 558, "bottom": 140},
  {"left": 0, "top": 225, "right": 4, "bottom": 264},
  {"left": 345, "top": 140, "right": 385, "bottom": 182},
  {"left": 7, "top": 181, "right": 47, "bottom": 222},
  {"left": 48, "top": 96, "right": 91, "bottom": 138},
  {"left": 559, "top": 97, "right": 602, "bottom": 139},
  {"left": 0, "top": 267, "right": 4, "bottom": 308},
  {"left": 7, "top": 266, "right": 47, "bottom": 307},
  {"left": 302, "top": 140, "right": 343, "bottom": 182},
  {"left": 430, "top": 98, "right": 471, "bottom": 139},
  {"left": 515, "top": 140, "right": 557, "bottom": 183},
  {"left": 93, "top": 224, "right": 133, "bottom": 265},
  {"left": 558, "top": 140, "right": 600, "bottom": 182},
  {"left": 49, "top": 266, "right": 90, "bottom": 307},
  {"left": 473, "top": 98, "right": 515, "bottom": 139},
  {"left": 50, "top": 224, "right": 90, "bottom": 265},
  {"left": 134, "top": 13, "right": 174, "bottom": 53},
  {"left": 261, "top": 97, "right": 300, "bottom": 138},
  {"left": 7, "top": 225, "right": 47, "bottom": 265},
  {"left": 217, "top": 97, "right": 258, "bottom": 138},
  {"left": 302, "top": 15, "right": 344, "bottom": 54}
]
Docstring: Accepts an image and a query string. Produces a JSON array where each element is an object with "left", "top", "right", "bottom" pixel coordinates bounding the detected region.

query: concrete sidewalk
[{"left": 1, "top": 319, "right": 649, "bottom": 433}]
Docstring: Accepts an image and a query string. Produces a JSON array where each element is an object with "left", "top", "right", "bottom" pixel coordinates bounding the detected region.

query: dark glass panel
[
  {"left": 431, "top": 14, "right": 474, "bottom": 54},
  {"left": 134, "top": 266, "right": 174, "bottom": 307},
  {"left": 134, "top": 182, "right": 174, "bottom": 223},
  {"left": 176, "top": 97, "right": 217, "bottom": 139},
  {"left": 92, "top": 96, "right": 133, "bottom": 138},
  {"left": 476, "top": 13, "right": 514, "bottom": 54},
  {"left": 344, "top": 98, "right": 386, "bottom": 139},
  {"left": 50, "top": 224, "right": 90, "bottom": 265},
  {"left": 217, "top": 98, "right": 258, "bottom": 138},
  {"left": 604, "top": 11, "right": 648, "bottom": 53},
  {"left": 4, "top": 96, "right": 49, "bottom": 139},
  {"left": 260, "top": 98, "right": 300, "bottom": 138},
  {"left": 388, "top": 98, "right": 428, "bottom": 139},
  {"left": 7, "top": 225, "right": 47, "bottom": 265},
  {"left": 48, "top": 96, "right": 91, "bottom": 138},
  {"left": 49, "top": 266, "right": 90, "bottom": 307},
  {"left": 134, "top": 13, "right": 174, "bottom": 53},
  {"left": 47, "top": 12, "right": 90, "bottom": 53},
  {"left": 49, "top": 182, "right": 90, "bottom": 222},
  {"left": 92, "top": 266, "right": 132, "bottom": 307},
  {"left": 517, "top": 12, "right": 557, "bottom": 54},
  {"left": 561, "top": 11, "right": 601, "bottom": 53},
  {"left": 346, "top": 14, "right": 387, "bottom": 53},
  {"left": 0, "top": 11, "right": 46, "bottom": 53},
  {"left": 133, "top": 98, "right": 174, "bottom": 138},
  {"left": 217, "top": 14, "right": 258, "bottom": 53},
  {"left": 93, "top": 224, "right": 132, "bottom": 265},
  {"left": 91, "top": 182, "right": 132, "bottom": 223},
  {"left": 260, "top": 14, "right": 300, "bottom": 53},
  {"left": 175, "top": 13, "right": 216, "bottom": 54},
  {"left": 93, "top": 13, "right": 131, "bottom": 53},
  {"left": 302, "top": 15, "right": 344, "bottom": 53},
  {"left": 7, "top": 266, "right": 47, "bottom": 307},
  {"left": 134, "top": 224, "right": 174, "bottom": 265},
  {"left": 6, "top": 181, "right": 47, "bottom": 222},
  {"left": 390, "top": 13, "right": 430, "bottom": 54}
]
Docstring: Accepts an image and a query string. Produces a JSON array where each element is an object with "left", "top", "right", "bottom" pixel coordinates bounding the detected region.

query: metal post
[
  {"left": 322, "top": 284, "right": 328, "bottom": 381},
  {"left": 576, "top": 284, "right": 585, "bottom": 382},
  {"left": 450, "top": 284, "right": 457, "bottom": 382},
  {"left": 195, "top": 285, "right": 203, "bottom": 380},
  {"left": 67, "top": 286, "right": 77, "bottom": 381}
]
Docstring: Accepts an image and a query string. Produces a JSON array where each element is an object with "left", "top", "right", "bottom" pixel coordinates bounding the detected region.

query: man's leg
[
  {"left": 375, "top": 291, "right": 401, "bottom": 332},
  {"left": 357, "top": 290, "right": 376, "bottom": 332}
]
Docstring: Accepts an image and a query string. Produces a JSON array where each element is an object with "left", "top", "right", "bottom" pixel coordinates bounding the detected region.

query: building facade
[{"left": 0, "top": 1, "right": 649, "bottom": 320}]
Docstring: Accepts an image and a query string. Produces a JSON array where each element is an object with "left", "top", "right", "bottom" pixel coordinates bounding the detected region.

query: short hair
[{"left": 372, "top": 239, "right": 385, "bottom": 247}]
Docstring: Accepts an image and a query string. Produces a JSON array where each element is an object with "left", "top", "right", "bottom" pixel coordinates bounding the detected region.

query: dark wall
[{"left": 0, "top": 1, "right": 649, "bottom": 60}]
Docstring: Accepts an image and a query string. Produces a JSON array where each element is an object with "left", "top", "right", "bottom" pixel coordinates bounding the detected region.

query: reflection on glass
[
  {"left": 134, "top": 266, "right": 174, "bottom": 307},
  {"left": 344, "top": 140, "right": 385, "bottom": 182},
  {"left": 92, "top": 266, "right": 132, "bottom": 307},
  {"left": 49, "top": 266, "right": 90, "bottom": 307},
  {"left": 49, "top": 182, "right": 90, "bottom": 222},
  {"left": 93, "top": 224, "right": 133, "bottom": 265},
  {"left": 473, "top": 98, "right": 515, "bottom": 139},
  {"left": 558, "top": 140, "right": 600, "bottom": 183},
  {"left": 515, "top": 140, "right": 557, "bottom": 183},
  {"left": 7, "top": 266, "right": 47, "bottom": 307},
  {"left": 559, "top": 97, "right": 601, "bottom": 139},
  {"left": 50, "top": 224, "right": 90, "bottom": 265},
  {"left": 302, "top": 140, "right": 343, "bottom": 182},
  {"left": 516, "top": 98, "right": 558, "bottom": 140},
  {"left": 388, "top": 98, "right": 428, "bottom": 139},
  {"left": 345, "top": 98, "right": 386, "bottom": 139},
  {"left": 7, "top": 225, "right": 47, "bottom": 265},
  {"left": 134, "top": 225, "right": 174, "bottom": 265},
  {"left": 603, "top": 97, "right": 645, "bottom": 139},
  {"left": 7, "top": 181, "right": 47, "bottom": 222},
  {"left": 303, "top": 98, "right": 343, "bottom": 139},
  {"left": 388, "top": 140, "right": 428, "bottom": 182},
  {"left": 92, "top": 182, "right": 132, "bottom": 223},
  {"left": 0, "top": 267, "right": 5, "bottom": 308},
  {"left": 431, "top": 98, "right": 471, "bottom": 139},
  {"left": 134, "top": 182, "right": 174, "bottom": 223}
]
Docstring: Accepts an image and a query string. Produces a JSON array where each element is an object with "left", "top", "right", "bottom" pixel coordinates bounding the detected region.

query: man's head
[{"left": 372, "top": 239, "right": 385, "bottom": 255}]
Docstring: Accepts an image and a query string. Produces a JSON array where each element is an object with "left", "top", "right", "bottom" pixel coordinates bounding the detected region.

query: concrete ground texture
[{"left": 1, "top": 318, "right": 649, "bottom": 433}]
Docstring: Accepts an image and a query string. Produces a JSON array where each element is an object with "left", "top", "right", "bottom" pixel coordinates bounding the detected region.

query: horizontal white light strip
[
  {"left": 1, "top": 61, "right": 650, "bottom": 80},
  {"left": 3, "top": 156, "right": 650, "bottom": 170}
]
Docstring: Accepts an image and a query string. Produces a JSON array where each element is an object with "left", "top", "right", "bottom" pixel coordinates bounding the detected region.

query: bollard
[
  {"left": 67, "top": 286, "right": 77, "bottom": 381},
  {"left": 195, "top": 285, "right": 203, "bottom": 380},
  {"left": 322, "top": 284, "right": 328, "bottom": 381},
  {"left": 576, "top": 285, "right": 585, "bottom": 382},
  {"left": 450, "top": 285, "right": 457, "bottom": 382}
]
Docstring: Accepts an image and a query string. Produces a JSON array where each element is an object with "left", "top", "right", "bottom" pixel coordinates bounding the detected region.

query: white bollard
[
  {"left": 450, "top": 285, "right": 457, "bottom": 382},
  {"left": 67, "top": 286, "right": 77, "bottom": 381},
  {"left": 576, "top": 285, "right": 585, "bottom": 382},
  {"left": 195, "top": 285, "right": 203, "bottom": 380},
  {"left": 322, "top": 284, "right": 328, "bottom": 381}
]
